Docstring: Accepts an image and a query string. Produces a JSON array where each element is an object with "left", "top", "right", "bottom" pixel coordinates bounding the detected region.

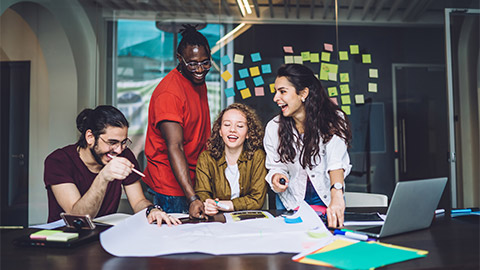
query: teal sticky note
[
  {"left": 284, "top": 216, "right": 303, "bottom": 224},
  {"left": 238, "top": 68, "right": 249, "bottom": 79},
  {"left": 224, "top": 87, "right": 235, "bottom": 98},
  {"left": 221, "top": 55, "right": 231, "bottom": 65},
  {"left": 253, "top": 76, "right": 264, "bottom": 86},
  {"left": 236, "top": 80, "right": 247, "bottom": 89},
  {"left": 261, "top": 64, "right": 272, "bottom": 74},
  {"left": 251, "top": 52, "right": 262, "bottom": 62}
]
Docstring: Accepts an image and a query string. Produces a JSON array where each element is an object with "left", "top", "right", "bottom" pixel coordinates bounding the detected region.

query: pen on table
[
  {"left": 107, "top": 154, "right": 146, "bottom": 177},
  {"left": 451, "top": 208, "right": 471, "bottom": 214},
  {"left": 334, "top": 229, "right": 372, "bottom": 241}
]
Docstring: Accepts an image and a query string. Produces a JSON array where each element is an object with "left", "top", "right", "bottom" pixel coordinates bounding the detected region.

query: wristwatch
[
  {"left": 187, "top": 194, "right": 200, "bottom": 205},
  {"left": 330, "top": 182, "right": 344, "bottom": 193},
  {"left": 145, "top": 204, "right": 163, "bottom": 217}
]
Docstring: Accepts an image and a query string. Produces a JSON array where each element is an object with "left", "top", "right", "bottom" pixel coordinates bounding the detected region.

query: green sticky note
[
  {"left": 47, "top": 232, "right": 79, "bottom": 242},
  {"left": 301, "top": 51, "right": 311, "bottom": 61},
  {"left": 362, "top": 54, "right": 372, "bottom": 64},
  {"left": 341, "top": 105, "right": 351, "bottom": 115},
  {"left": 321, "top": 52, "right": 331, "bottom": 62},
  {"left": 328, "top": 87, "right": 338, "bottom": 97},
  {"left": 320, "top": 63, "right": 338, "bottom": 81},
  {"left": 310, "top": 53, "right": 320, "bottom": 63},
  {"left": 350, "top": 45, "right": 359, "bottom": 54},
  {"left": 339, "top": 73, "right": 349, "bottom": 83},
  {"left": 339, "top": 51, "right": 349, "bottom": 60},
  {"left": 294, "top": 55, "right": 303, "bottom": 64},
  {"left": 284, "top": 55, "right": 294, "bottom": 64},
  {"left": 340, "top": 84, "right": 350, "bottom": 94},
  {"left": 341, "top": 95, "right": 351, "bottom": 105},
  {"left": 30, "top": 230, "right": 63, "bottom": 240}
]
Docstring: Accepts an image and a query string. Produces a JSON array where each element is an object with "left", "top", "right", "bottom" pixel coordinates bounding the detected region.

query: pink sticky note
[
  {"left": 330, "top": 97, "right": 338, "bottom": 105},
  {"left": 283, "top": 46, "right": 294, "bottom": 53},
  {"left": 255, "top": 87, "right": 265, "bottom": 96},
  {"left": 324, "top": 43, "right": 333, "bottom": 52}
]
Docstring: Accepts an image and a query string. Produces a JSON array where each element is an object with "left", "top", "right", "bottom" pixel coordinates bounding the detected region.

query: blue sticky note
[
  {"left": 251, "top": 52, "right": 262, "bottom": 62},
  {"left": 236, "top": 80, "right": 247, "bottom": 89},
  {"left": 284, "top": 216, "right": 303, "bottom": 224},
  {"left": 224, "top": 87, "right": 235, "bottom": 98},
  {"left": 238, "top": 68, "right": 250, "bottom": 79},
  {"left": 253, "top": 76, "right": 264, "bottom": 86},
  {"left": 221, "top": 55, "right": 231, "bottom": 66},
  {"left": 261, "top": 64, "right": 272, "bottom": 74}
]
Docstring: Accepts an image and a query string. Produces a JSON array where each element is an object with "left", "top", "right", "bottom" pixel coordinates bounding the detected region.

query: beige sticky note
[
  {"left": 339, "top": 51, "right": 349, "bottom": 61},
  {"left": 369, "top": 68, "right": 378, "bottom": 78},
  {"left": 341, "top": 105, "right": 351, "bottom": 115},
  {"left": 355, "top": 94, "right": 365, "bottom": 104},
  {"left": 301, "top": 51, "right": 311, "bottom": 61},
  {"left": 368, "top": 82, "right": 377, "bottom": 92},
  {"left": 319, "top": 63, "right": 338, "bottom": 81},
  {"left": 362, "top": 54, "right": 372, "bottom": 64},
  {"left": 310, "top": 53, "right": 320, "bottom": 63},
  {"left": 339, "top": 73, "right": 350, "bottom": 83},
  {"left": 327, "top": 87, "right": 338, "bottom": 97},
  {"left": 294, "top": 55, "right": 303, "bottom": 64},
  {"left": 221, "top": 70, "right": 232, "bottom": 82},
  {"left": 249, "top": 66, "right": 260, "bottom": 77},
  {"left": 234, "top": 54, "right": 244, "bottom": 64},
  {"left": 285, "top": 55, "right": 294, "bottom": 64},
  {"left": 321, "top": 52, "right": 331, "bottom": 62},
  {"left": 269, "top": 83, "right": 275, "bottom": 93},
  {"left": 339, "top": 84, "right": 350, "bottom": 94},
  {"left": 240, "top": 88, "right": 251, "bottom": 99},
  {"left": 328, "top": 73, "right": 337, "bottom": 81},
  {"left": 341, "top": 95, "right": 351, "bottom": 105}
]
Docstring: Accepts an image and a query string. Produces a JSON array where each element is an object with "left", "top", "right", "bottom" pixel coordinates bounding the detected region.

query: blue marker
[
  {"left": 451, "top": 209, "right": 472, "bottom": 214},
  {"left": 334, "top": 229, "right": 369, "bottom": 241}
]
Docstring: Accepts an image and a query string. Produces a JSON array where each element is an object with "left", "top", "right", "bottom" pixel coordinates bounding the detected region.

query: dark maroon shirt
[{"left": 44, "top": 144, "right": 140, "bottom": 222}]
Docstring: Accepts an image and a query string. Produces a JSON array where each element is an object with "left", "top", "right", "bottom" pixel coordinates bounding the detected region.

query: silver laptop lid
[{"left": 379, "top": 177, "right": 448, "bottom": 237}]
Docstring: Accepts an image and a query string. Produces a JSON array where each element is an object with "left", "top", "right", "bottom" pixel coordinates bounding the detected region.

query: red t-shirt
[
  {"left": 44, "top": 144, "right": 140, "bottom": 222},
  {"left": 144, "top": 68, "right": 211, "bottom": 196}
]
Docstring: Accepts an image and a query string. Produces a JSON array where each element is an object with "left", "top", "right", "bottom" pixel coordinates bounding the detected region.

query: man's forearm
[
  {"left": 167, "top": 144, "right": 196, "bottom": 198},
  {"left": 70, "top": 175, "right": 109, "bottom": 217}
]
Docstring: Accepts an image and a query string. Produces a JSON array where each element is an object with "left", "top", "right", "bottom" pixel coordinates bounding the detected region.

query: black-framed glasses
[
  {"left": 99, "top": 136, "right": 132, "bottom": 150},
  {"left": 179, "top": 54, "right": 212, "bottom": 72}
]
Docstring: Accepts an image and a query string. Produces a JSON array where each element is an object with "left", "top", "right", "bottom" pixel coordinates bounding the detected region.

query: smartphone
[{"left": 60, "top": 213, "right": 96, "bottom": 230}]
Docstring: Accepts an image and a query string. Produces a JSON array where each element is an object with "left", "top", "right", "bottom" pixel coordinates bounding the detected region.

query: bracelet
[
  {"left": 145, "top": 204, "right": 163, "bottom": 217},
  {"left": 187, "top": 194, "right": 200, "bottom": 205}
]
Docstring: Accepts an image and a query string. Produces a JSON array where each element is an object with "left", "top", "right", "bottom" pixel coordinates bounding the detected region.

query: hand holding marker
[
  {"left": 107, "top": 154, "right": 145, "bottom": 177},
  {"left": 215, "top": 199, "right": 230, "bottom": 210}
]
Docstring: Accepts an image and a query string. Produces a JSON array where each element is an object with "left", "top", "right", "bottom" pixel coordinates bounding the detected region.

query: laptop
[{"left": 347, "top": 177, "right": 448, "bottom": 238}]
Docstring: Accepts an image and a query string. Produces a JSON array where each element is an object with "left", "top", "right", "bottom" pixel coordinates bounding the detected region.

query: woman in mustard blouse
[{"left": 194, "top": 103, "right": 267, "bottom": 216}]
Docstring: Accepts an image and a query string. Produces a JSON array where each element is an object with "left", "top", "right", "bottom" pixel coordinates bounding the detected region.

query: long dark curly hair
[
  {"left": 208, "top": 103, "right": 264, "bottom": 160},
  {"left": 276, "top": 64, "right": 352, "bottom": 169}
]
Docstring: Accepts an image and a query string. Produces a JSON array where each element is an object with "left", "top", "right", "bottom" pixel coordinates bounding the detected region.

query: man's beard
[{"left": 90, "top": 141, "right": 106, "bottom": 166}]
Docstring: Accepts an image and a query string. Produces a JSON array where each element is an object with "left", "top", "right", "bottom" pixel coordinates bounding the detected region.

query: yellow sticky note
[
  {"left": 294, "top": 55, "right": 303, "bottom": 64},
  {"left": 328, "top": 87, "right": 338, "bottom": 97},
  {"left": 319, "top": 63, "right": 338, "bottom": 81},
  {"left": 350, "top": 45, "right": 359, "bottom": 54},
  {"left": 301, "top": 51, "right": 311, "bottom": 61},
  {"left": 339, "top": 84, "right": 350, "bottom": 94},
  {"left": 341, "top": 95, "right": 351, "bottom": 105},
  {"left": 369, "top": 68, "right": 378, "bottom": 78},
  {"left": 362, "top": 54, "right": 372, "bottom": 64},
  {"left": 368, "top": 82, "right": 377, "bottom": 92},
  {"left": 285, "top": 55, "right": 294, "bottom": 64},
  {"left": 339, "top": 73, "right": 349, "bottom": 83},
  {"left": 341, "top": 105, "right": 351, "bottom": 115},
  {"left": 310, "top": 53, "right": 320, "bottom": 63},
  {"left": 240, "top": 88, "right": 251, "bottom": 99},
  {"left": 249, "top": 66, "right": 260, "bottom": 77},
  {"left": 221, "top": 70, "right": 232, "bottom": 82},
  {"left": 269, "top": 83, "right": 275, "bottom": 93},
  {"left": 339, "top": 51, "right": 349, "bottom": 60},
  {"left": 355, "top": 94, "right": 365, "bottom": 104},
  {"left": 321, "top": 52, "right": 331, "bottom": 62},
  {"left": 328, "top": 73, "right": 337, "bottom": 81},
  {"left": 234, "top": 54, "right": 244, "bottom": 64}
]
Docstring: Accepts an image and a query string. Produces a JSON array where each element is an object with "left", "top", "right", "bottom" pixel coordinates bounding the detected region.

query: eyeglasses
[
  {"left": 179, "top": 54, "right": 212, "bottom": 72},
  {"left": 99, "top": 136, "right": 132, "bottom": 150}
]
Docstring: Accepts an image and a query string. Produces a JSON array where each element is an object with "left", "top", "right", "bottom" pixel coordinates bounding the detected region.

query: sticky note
[
  {"left": 294, "top": 55, "right": 303, "bottom": 64},
  {"left": 339, "top": 51, "right": 349, "bottom": 60},
  {"left": 341, "top": 105, "right": 351, "bottom": 115},
  {"left": 238, "top": 68, "right": 249, "bottom": 79},
  {"left": 254, "top": 87, "right": 265, "bottom": 96},
  {"left": 253, "top": 76, "right": 264, "bottom": 86},
  {"left": 234, "top": 54, "right": 244, "bottom": 64},
  {"left": 284, "top": 216, "right": 303, "bottom": 224},
  {"left": 285, "top": 55, "right": 294, "bottom": 64},
  {"left": 283, "top": 46, "right": 294, "bottom": 53},
  {"left": 368, "top": 82, "right": 377, "bottom": 92},
  {"left": 269, "top": 83, "right": 275, "bottom": 93},
  {"left": 341, "top": 95, "right": 351, "bottom": 105},
  {"left": 327, "top": 87, "right": 338, "bottom": 97},
  {"left": 310, "top": 53, "right": 320, "bottom": 63},
  {"left": 328, "top": 73, "right": 337, "bottom": 81},
  {"left": 362, "top": 54, "right": 372, "bottom": 64},
  {"left": 250, "top": 66, "right": 260, "bottom": 77},
  {"left": 251, "top": 52, "right": 262, "bottom": 62},
  {"left": 350, "top": 45, "right": 359, "bottom": 54},
  {"left": 221, "top": 70, "right": 232, "bottom": 82},
  {"left": 369, "top": 68, "right": 378, "bottom": 78},
  {"left": 330, "top": 97, "right": 338, "bottom": 105},
  {"left": 339, "top": 73, "right": 350, "bottom": 83},
  {"left": 355, "top": 94, "right": 365, "bottom": 104},
  {"left": 319, "top": 63, "right": 338, "bottom": 81},
  {"left": 30, "top": 230, "right": 63, "bottom": 240},
  {"left": 301, "top": 51, "right": 311, "bottom": 61},
  {"left": 324, "top": 43, "right": 333, "bottom": 52},
  {"left": 339, "top": 84, "right": 350, "bottom": 94},
  {"left": 221, "top": 55, "right": 231, "bottom": 65},
  {"left": 261, "top": 64, "right": 272, "bottom": 74},
  {"left": 225, "top": 87, "right": 235, "bottom": 98},
  {"left": 47, "top": 232, "right": 79, "bottom": 242},
  {"left": 308, "top": 231, "right": 328, "bottom": 238},
  {"left": 240, "top": 88, "right": 251, "bottom": 99},
  {"left": 236, "top": 80, "right": 246, "bottom": 89},
  {"left": 321, "top": 52, "right": 331, "bottom": 62}
]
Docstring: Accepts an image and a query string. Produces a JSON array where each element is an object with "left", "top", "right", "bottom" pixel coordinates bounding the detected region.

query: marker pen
[
  {"left": 215, "top": 200, "right": 230, "bottom": 210},
  {"left": 334, "top": 229, "right": 369, "bottom": 241}
]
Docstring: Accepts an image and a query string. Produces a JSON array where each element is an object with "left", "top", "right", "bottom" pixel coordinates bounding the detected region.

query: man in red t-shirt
[
  {"left": 144, "top": 25, "right": 211, "bottom": 218},
  {"left": 44, "top": 105, "right": 179, "bottom": 226}
]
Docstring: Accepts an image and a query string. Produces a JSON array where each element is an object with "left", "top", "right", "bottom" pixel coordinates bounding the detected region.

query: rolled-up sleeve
[
  {"left": 263, "top": 119, "right": 289, "bottom": 190},
  {"left": 325, "top": 135, "right": 351, "bottom": 180},
  {"left": 194, "top": 151, "right": 214, "bottom": 202}
]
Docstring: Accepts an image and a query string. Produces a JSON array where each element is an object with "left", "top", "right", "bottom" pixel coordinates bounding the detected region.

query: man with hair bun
[
  {"left": 44, "top": 105, "right": 180, "bottom": 226},
  {"left": 144, "top": 24, "right": 211, "bottom": 219}
]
